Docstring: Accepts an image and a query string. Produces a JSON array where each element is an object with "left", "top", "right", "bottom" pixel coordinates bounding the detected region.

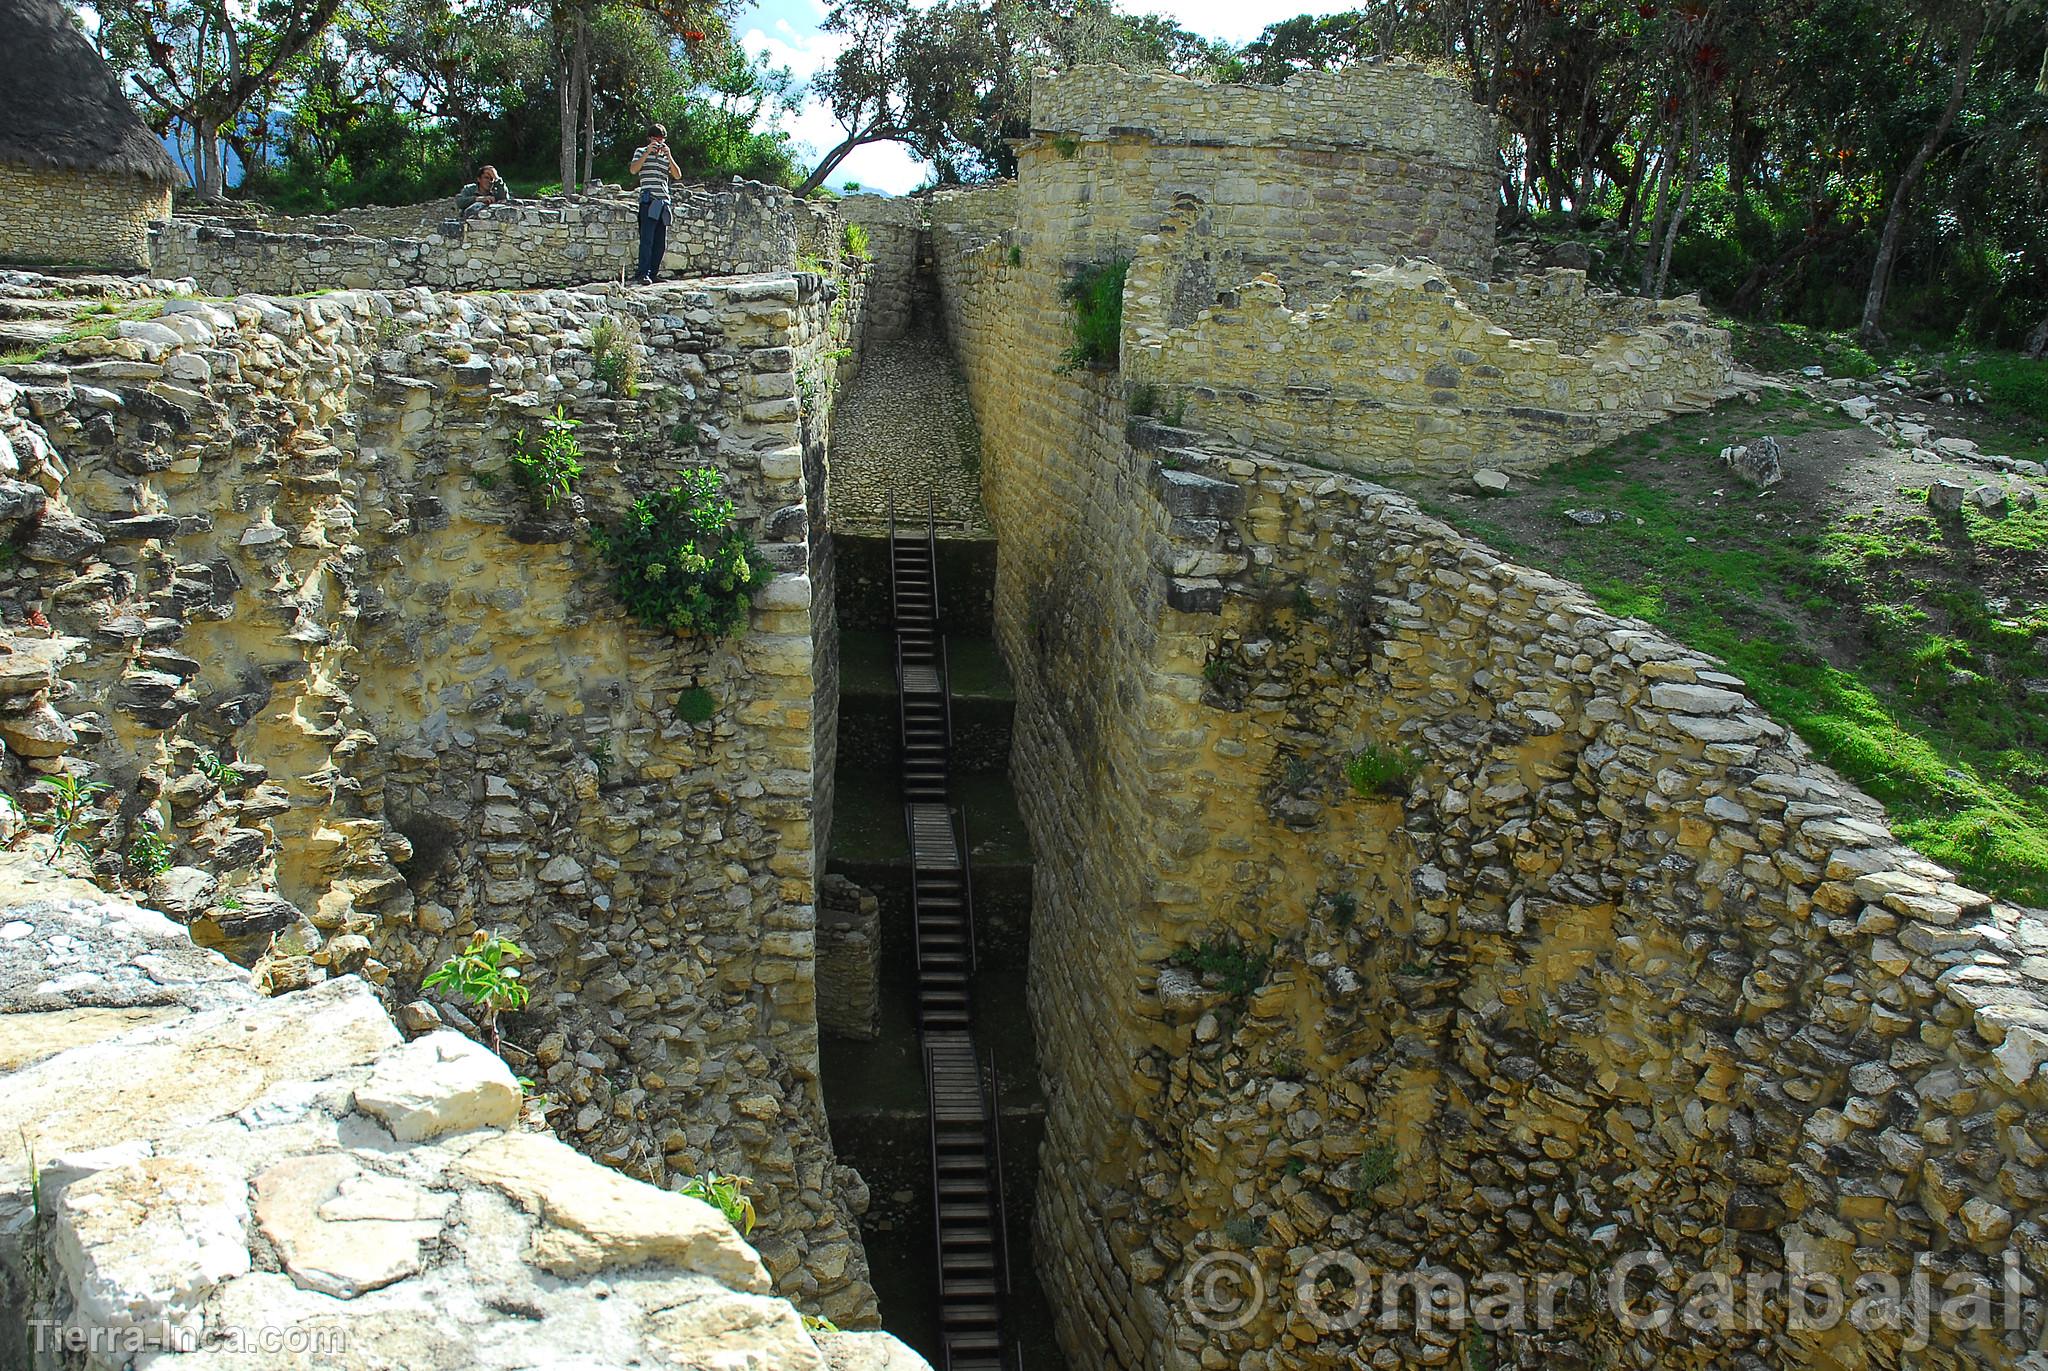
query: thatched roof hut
[{"left": 0, "top": 0, "right": 177, "bottom": 186}]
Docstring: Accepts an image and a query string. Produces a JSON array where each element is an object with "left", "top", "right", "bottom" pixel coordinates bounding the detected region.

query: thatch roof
[{"left": 0, "top": 0, "right": 179, "bottom": 185}]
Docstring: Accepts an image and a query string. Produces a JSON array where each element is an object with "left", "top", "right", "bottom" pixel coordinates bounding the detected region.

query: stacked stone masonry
[
  {"left": 1123, "top": 204, "right": 1731, "bottom": 476},
  {"left": 938, "top": 67, "right": 1731, "bottom": 480},
  {"left": 0, "top": 260, "right": 879, "bottom": 1326},
  {"left": 0, "top": 858, "right": 930, "bottom": 1371},
  {"left": 927, "top": 64, "right": 2048, "bottom": 1371},
  {"left": 0, "top": 164, "right": 170, "bottom": 273},
  {"left": 150, "top": 182, "right": 813, "bottom": 296},
  {"left": 1017, "top": 64, "right": 1500, "bottom": 280}
]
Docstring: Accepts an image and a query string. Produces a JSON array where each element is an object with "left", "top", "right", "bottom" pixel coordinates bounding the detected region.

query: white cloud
[
  {"left": 739, "top": 0, "right": 1361, "bottom": 194},
  {"left": 742, "top": 8, "right": 932, "bottom": 194}
]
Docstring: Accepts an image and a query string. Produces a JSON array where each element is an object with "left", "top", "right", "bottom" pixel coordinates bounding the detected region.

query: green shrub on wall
[
  {"left": 842, "top": 221, "right": 871, "bottom": 261},
  {"left": 1059, "top": 256, "right": 1130, "bottom": 372},
  {"left": 590, "top": 468, "right": 771, "bottom": 638},
  {"left": 509, "top": 406, "right": 585, "bottom": 510}
]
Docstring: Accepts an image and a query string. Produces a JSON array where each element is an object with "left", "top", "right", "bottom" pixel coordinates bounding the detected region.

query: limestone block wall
[
  {"left": 840, "top": 196, "right": 925, "bottom": 343},
  {"left": 935, "top": 178, "right": 2046, "bottom": 1371},
  {"left": 1017, "top": 64, "right": 1499, "bottom": 279},
  {"left": 0, "top": 164, "right": 170, "bottom": 272},
  {"left": 0, "top": 267, "right": 876, "bottom": 1324},
  {"left": 1031, "top": 63, "right": 1497, "bottom": 172},
  {"left": 149, "top": 182, "right": 809, "bottom": 295},
  {"left": 0, "top": 858, "right": 929, "bottom": 1371},
  {"left": 1121, "top": 200, "right": 1733, "bottom": 476}
]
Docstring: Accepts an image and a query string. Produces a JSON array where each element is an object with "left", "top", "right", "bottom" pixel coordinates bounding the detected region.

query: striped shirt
[{"left": 633, "top": 147, "right": 674, "bottom": 204}]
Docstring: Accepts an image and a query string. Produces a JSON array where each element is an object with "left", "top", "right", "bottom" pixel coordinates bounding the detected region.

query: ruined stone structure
[
  {"left": 0, "top": 0, "right": 179, "bottom": 272},
  {"left": 151, "top": 185, "right": 838, "bottom": 297},
  {"left": 4, "top": 53, "right": 2043, "bottom": 1371},
  {"left": 915, "top": 61, "right": 2045, "bottom": 1371},
  {"left": 0, "top": 265, "right": 880, "bottom": 1333},
  {"left": 0, "top": 857, "right": 924, "bottom": 1371}
]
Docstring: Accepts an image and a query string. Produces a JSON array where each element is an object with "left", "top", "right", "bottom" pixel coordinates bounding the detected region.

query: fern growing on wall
[{"left": 1059, "top": 256, "right": 1130, "bottom": 372}]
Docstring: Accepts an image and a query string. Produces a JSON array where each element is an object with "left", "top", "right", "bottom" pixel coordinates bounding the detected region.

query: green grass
[
  {"left": 1952, "top": 352, "right": 2048, "bottom": 430},
  {"left": 0, "top": 300, "right": 166, "bottom": 367},
  {"left": 1727, "top": 320, "right": 1885, "bottom": 378},
  {"left": 1058, "top": 256, "right": 1130, "bottom": 372},
  {"left": 1430, "top": 396, "right": 2048, "bottom": 906}
]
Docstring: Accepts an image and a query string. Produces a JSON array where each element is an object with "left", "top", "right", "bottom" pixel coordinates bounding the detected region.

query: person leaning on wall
[
  {"left": 456, "top": 164, "right": 515, "bottom": 218},
  {"left": 629, "top": 124, "right": 683, "bottom": 285}
]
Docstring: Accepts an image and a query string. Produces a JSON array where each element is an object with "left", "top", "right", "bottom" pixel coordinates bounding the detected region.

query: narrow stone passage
[
  {"left": 828, "top": 325, "right": 989, "bottom": 537},
  {"left": 817, "top": 521, "right": 1060, "bottom": 1371}
]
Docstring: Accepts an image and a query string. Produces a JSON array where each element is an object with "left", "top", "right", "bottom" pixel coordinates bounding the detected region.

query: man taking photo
[
  {"left": 456, "top": 164, "right": 515, "bottom": 219},
  {"left": 629, "top": 125, "right": 683, "bottom": 285}
]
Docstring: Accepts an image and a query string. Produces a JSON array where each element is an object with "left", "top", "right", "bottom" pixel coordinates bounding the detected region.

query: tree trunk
[
  {"left": 195, "top": 118, "right": 225, "bottom": 199},
  {"left": 1859, "top": 4, "right": 1988, "bottom": 342},
  {"left": 1637, "top": 121, "right": 1678, "bottom": 297},
  {"left": 2026, "top": 315, "right": 2048, "bottom": 360},
  {"left": 1653, "top": 108, "right": 1703, "bottom": 299},
  {"left": 558, "top": 43, "right": 577, "bottom": 192},
  {"left": 575, "top": 11, "right": 593, "bottom": 191},
  {"left": 798, "top": 127, "right": 894, "bottom": 196}
]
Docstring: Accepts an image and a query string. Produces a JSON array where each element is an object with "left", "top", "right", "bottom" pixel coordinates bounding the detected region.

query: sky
[{"left": 740, "top": 0, "right": 1353, "bottom": 194}]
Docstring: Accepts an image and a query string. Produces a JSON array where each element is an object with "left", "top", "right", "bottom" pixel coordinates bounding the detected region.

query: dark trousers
[{"left": 636, "top": 205, "right": 669, "bottom": 281}]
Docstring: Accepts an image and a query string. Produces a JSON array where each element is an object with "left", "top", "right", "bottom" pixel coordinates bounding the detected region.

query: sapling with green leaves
[
  {"left": 197, "top": 750, "right": 243, "bottom": 787},
  {"left": 34, "top": 773, "right": 109, "bottom": 861},
  {"left": 423, "top": 930, "right": 531, "bottom": 1054},
  {"left": 678, "top": 1172, "right": 757, "bottom": 1235}
]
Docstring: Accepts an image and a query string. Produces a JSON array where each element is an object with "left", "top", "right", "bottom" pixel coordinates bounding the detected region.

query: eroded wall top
[{"left": 1029, "top": 62, "right": 1498, "bottom": 173}]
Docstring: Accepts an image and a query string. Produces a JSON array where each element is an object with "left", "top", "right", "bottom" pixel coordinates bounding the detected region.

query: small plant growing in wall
[
  {"left": 1170, "top": 935, "right": 1273, "bottom": 1001},
  {"left": 509, "top": 406, "right": 585, "bottom": 512},
  {"left": 1201, "top": 656, "right": 1245, "bottom": 691},
  {"left": 590, "top": 468, "right": 772, "bottom": 638},
  {"left": 589, "top": 316, "right": 639, "bottom": 398},
  {"left": 1058, "top": 256, "right": 1130, "bottom": 372},
  {"left": 1345, "top": 744, "right": 1420, "bottom": 799},
  {"left": 1350, "top": 1141, "right": 1398, "bottom": 1208},
  {"left": 197, "top": 750, "right": 243, "bottom": 788},
  {"left": 125, "top": 824, "right": 173, "bottom": 878},
  {"left": 1051, "top": 134, "right": 1082, "bottom": 159},
  {"left": 33, "top": 773, "right": 109, "bottom": 861},
  {"left": 679, "top": 1172, "right": 758, "bottom": 1234},
  {"left": 675, "top": 685, "right": 717, "bottom": 724},
  {"left": 424, "top": 930, "right": 530, "bottom": 1054},
  {"left": 842, "top": 221, "right": 871, "bottom": 260}
]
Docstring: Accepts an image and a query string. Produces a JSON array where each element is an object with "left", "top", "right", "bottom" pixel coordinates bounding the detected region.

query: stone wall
[
  {"left": 0, "top": 856, "right": 928, "bottom": 1371},
  {"left": 1030, "top": 63, "right": 1497, "bottom": 172},
  {"left": 0, "top": 164, "right": 170, "bottom": 272},
  {"left": 150, "top": 182, "right": 810, "bottom": 295},
  {"left": 1017, "top": 64, "right": 1499, "bottom": 280},
  {"left": 0, "top": 264, "right": 877, "bottom": 1324},
  {"left": 816, "top": 873, "right": 881, "bottom": 1041},
  {"left": 840, "top": 196, "right": 925, "bottom": 343},
  {"left": 933, "top": 132, "right": 2046, "bottom": 1371},
  {"left": 1121, "top": 198, "right": 1732, "bottom": 477}
]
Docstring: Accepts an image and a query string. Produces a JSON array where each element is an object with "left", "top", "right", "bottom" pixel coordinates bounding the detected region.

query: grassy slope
[{"left": 1420, "top": 388, "right": 2048, "bottom": 907}]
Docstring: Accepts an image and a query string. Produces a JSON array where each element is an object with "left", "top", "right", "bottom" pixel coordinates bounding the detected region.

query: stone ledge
[{"left": 0, "top": 865, "right": 928, "bottom": 1371}]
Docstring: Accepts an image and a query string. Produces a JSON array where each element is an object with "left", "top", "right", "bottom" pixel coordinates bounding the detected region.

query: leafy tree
[
  {"left": 800, "top": 0, "right": 1229, "bottom": 191},
  {"left": 93, "top": 0, "right": 349, "bottom": 198}
]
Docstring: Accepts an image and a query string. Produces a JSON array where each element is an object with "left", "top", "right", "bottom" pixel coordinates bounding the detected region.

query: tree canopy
[{"left": 75, "top": 0, "right": 2048, "bottom": 344}]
